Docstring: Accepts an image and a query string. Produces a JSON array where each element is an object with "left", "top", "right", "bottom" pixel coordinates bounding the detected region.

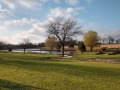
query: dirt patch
[{"left": 77, "top": 58, "right": 120, "bottom": 64}]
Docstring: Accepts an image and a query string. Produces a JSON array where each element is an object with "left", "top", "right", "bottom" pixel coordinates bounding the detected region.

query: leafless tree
[
  {"left": 100, "top": 37, "right": 108, "bottom": 44},
  {"left": 0, "top": 41, "right": 6, "bottom": 50},
  {"left": 19, "top": 38, "right": 31, "bottom": 53},
  {"left": 6, "top": 44, "right": 13, "bottom": 52},
  {"left": 46, "top": 16, "right": 82, "bottom": 56},
  {"left": 116, "top": 39, "right": 120, "bottom": 43},
  {"left": 107, "top": 36, "right": 114, "bottom": 43},
  {"left": 38, "top": 42, "right": 45, "bottom": 52}
]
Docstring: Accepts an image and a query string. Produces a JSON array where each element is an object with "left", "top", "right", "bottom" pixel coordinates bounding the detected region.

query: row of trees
[
  {"left": 0, "top": 39, "right": 45, "bottom": 53},
  {"left": 100, "top": 36, "right": 120, "bottom": 44},
  {"left": 45, "top": 30, "right": 99, "bottom": 53},
  {"left": 0, "top": 16, "right": 119, "bottom": 56},
  {"left": 0, "top": 41, "right": 13, "bottom": 51}
]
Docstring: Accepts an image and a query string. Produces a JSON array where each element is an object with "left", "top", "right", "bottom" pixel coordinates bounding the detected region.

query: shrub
[
  {"left": 96, "top": 49, "right": 104, "bottom": 55},
  {"left": 113, "top": 50, "right": 120, "bottom": 54}
]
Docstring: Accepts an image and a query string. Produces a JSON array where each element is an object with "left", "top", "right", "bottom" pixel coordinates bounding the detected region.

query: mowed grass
[
  {"left": 0, "top": 52, "right": 120, "bottom": 90},
  {"left": 74, "top": 51, "right": 120, "bottom": 60}
]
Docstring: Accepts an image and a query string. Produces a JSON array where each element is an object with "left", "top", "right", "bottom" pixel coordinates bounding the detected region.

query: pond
[{"left": 12, "top": 49, "right": 74, "bottom": 55}]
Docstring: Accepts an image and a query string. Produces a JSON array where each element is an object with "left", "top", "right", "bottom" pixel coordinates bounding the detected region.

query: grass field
[
  {"left": 74, "top": 51, "right": 120, "bottom": 60},
  {"left": 0, "top": 52, "right": 120, "bottom": 90}
]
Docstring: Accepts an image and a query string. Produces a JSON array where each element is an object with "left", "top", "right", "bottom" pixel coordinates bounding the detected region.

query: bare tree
[
  {"left": 19, "top": 38, "right": 31, "bottom": 53},
  {"left": 0, "top": 41, "right": 6, "bottom": 50},
  {"left": 116, "top": 39, "right": 120, "bottom": 43},
  {"left": 6, "top": 44, "right": 13, "bottom": 52},
  {"left": 107, "top": 36, "right": 114, "bottom": 43},
  {"left": 38, "top": 42, "right": 45, "bottom": 52},
  {"left": 101, "top": 37, "right": 108, "bottom": 44},
  {"left": 46, "top": 17, "right": 82, "bottom": 56}
]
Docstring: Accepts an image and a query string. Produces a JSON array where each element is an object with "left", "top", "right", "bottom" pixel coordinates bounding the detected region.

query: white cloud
[
  {"left": 0, "top": 26, "right": 6, "bottom": 32},
  {"left": 65, "top": 0, "right": 79, "bottom": 5},
  {"left": 10, "top": 21, "right": 46, "bottom": 44},
  {"left": 17, "top": 0, "right": 41, "bottom": 9},
  {"left": 49, "top": 8, "right": 63, "bottom": 18},
  {"left": 66, "top": 7, "right": 85, "bottom": 13},
  {"left": 49, "top": 7, "right": 85, "bottom": 19},
  {"left": 0, "top": 0, "right": 41, "bottom": 9},
  {"left": 0, "top": 18, "right": 47, "bottom": 44},
  {"left": 4, "top": 18, "right": 39, "bottom": 26},
  {"left": 0, "top": 0, "right": 59, "bottom": 9},
  {"left": 0, "top": 4, "right": 13, "bottom": 19},
  {"left": 28, "top": 22, "right": 47, "bottom": 36},
  {"left": 0, "top": 7, "right": 13, "bottom": 18},
  {"left": 0, "top": 0, "right": 15, "bottom": 9}
]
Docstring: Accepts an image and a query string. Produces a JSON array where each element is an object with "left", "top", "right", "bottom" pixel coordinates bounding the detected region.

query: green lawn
[
  {"left": 74, "top": 51, "right": 120, "bottom": 60},
  {"left": 0, "top": 52, "right": 120, "bottom": 90}
]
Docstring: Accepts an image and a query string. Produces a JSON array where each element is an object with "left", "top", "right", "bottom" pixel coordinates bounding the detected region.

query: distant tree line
[
  {"left": 0, "top": 41, "right": 13, "bottom": 51},
  {"left": 99, "top": 36, "right": 120, "bottom": 44},
  {"left": 0, "top": 40, "right": 45, "bottom": 52}
]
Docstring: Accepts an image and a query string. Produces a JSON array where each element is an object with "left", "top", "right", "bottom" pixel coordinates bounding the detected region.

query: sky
[{"left": 0, "top": 0, "right": 120, "bottom": 44}]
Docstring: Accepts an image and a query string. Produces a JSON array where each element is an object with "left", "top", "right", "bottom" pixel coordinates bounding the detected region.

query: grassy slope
[{"left": 0, "top": 52, "right": 120, "bottom": 90}]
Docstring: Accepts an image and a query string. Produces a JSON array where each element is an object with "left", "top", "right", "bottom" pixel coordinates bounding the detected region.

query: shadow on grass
[
  {"left": 0, "top": 53, "right": 66, "bottom": 62},
  {"left": 0, "top": 58, "right": 120, "bottom": 79},
  {"left": 0, "top": 79, "right": 43, "bottom": 90}
]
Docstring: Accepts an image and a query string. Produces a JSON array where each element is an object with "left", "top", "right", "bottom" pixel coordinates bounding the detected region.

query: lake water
[{"left": 12, "top": 49, "right": 74, "bottom": 55}]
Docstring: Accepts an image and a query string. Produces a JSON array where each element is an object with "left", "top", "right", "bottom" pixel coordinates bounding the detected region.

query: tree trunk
[
  {"left": 24, "top": 49, "right": 25, "bottom": 53},
  {"left": 90, "top": 47, "right": 93, "bottom": 52},
  {"left": 81, "top": 51, "right": 83, "bottom": 53},
  {"left": 62, "top": 43, "right": 64, "bottom": 57},
  {"left": 50, "top": 50, "right": 52, "bottom": 54},
  {"left": 40, "top": 47, "right": 41, "bottom": 53}
]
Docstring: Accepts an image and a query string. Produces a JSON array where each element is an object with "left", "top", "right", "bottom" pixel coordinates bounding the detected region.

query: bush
[
  {"left": 101, "top": 47, "right": 107, "bottom": 52},
  {"left": 8, "top": 49, "right": 12, "bottom": 52},
  {"left": 96, "top": 49, "right": 104, "bottom": 55},
  {"left": 78, "top": 42, "right": 86, "bottom": 53},
  {"left": 113, "top": 50, "right": 120, "bottom": 54}
]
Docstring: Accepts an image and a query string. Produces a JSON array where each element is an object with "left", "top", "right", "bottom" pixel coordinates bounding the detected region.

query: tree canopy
[
  {"left": 84, "top": 30, "right": 99, "bottom": 51},
  {"left": 19, "top": 38, "right": 31, "bottom": 53},
  {"left": 45, "top": 36, "right": 57, "bottom": 54}
]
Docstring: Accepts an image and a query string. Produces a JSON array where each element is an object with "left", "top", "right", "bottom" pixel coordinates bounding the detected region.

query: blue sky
[{"left": 0, "top": 0, "right": 120, "bottom": 44}]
